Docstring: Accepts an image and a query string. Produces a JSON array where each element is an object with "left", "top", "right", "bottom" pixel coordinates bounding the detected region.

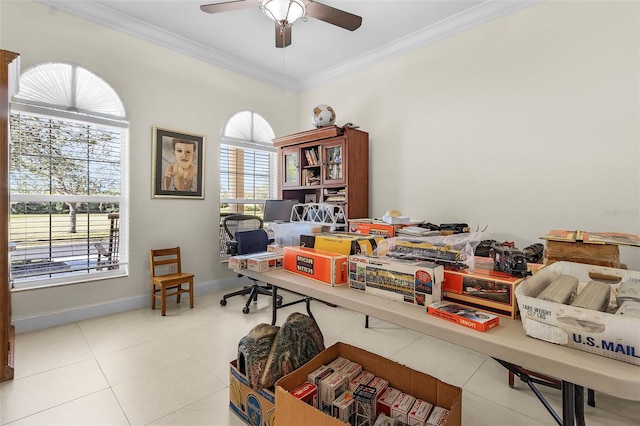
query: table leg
[
  {"left": 562, "top": 381, "right": 575, "bottom": 426},
  {"left": 575, "top": 385, "right": 585, "bottom": 426},
  {"left": 271, "top": 286, "right": 278, "bottom": 326}
]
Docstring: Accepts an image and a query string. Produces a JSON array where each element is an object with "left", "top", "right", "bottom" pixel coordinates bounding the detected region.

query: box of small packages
[
  {"left": 275, "top": 342, "right": 462, "bottom": 426},
  {"left": 283, "top": 246, "right": 348, "bottom": 286},
  {"left": 515, "top": 261, "right": 640, "bottom": 365},
  {"left": 348, "top": 254, "right": 444, "bottom": 307}
]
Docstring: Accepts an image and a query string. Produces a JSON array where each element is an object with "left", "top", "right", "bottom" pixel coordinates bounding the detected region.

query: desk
[{"left": 242, "top": 269, "right": 640, "bottom": 425}]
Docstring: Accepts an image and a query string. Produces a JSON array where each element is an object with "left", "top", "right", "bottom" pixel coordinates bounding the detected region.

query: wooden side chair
[{"left": 149, "top": 246, "right": 194, "bottom": 316}]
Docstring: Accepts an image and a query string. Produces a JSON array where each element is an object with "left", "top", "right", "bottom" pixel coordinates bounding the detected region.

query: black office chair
[{"left": 220, "top": 214, "right": 282, "bottom": 314}]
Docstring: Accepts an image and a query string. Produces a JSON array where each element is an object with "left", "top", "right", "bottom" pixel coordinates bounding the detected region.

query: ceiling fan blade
[
  {"left": 200, "top": 0, "right": 256, "bottom": 14},
  {"left": 305, "top": 1, "right": 362, "bottom": 31},
  {"left": 275, "top": 23, "right": 292, "bottom": 48}
]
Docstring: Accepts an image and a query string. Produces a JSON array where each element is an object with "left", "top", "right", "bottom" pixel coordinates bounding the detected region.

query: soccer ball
[{"left": 311, "top": 104, "right": 336, "bottom": 128}]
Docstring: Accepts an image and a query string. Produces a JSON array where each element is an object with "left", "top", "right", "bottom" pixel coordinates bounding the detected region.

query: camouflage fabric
[
  {"left": 258, "top": 312, "right": 325, "bottom": 389},
  {"left": 237, "top": 313, "right": 324, "bottom": 390},
  {"left": 237, "top": 323, "right": 280, "bottom": 389}
]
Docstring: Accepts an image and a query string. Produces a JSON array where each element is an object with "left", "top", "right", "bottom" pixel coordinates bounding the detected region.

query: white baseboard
[{"left": 12, "top": 277, "right": 243, "bottom": 333}]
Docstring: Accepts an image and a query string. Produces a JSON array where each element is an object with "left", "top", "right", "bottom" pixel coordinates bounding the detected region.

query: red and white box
[
  {"left": 348, "top": 370, "right": 375, "bottom": 392},
  {"left": 247, "top": 252, "right": 283, "bottom": 272},
  {"left": 331, "top": 390, "right": 355, "bottom": 424},
  {"left": 307, "top": 365, "right": 334, "bottom": 387},
  {"left": 391, "top": 392, "right": 416, "bottom": 424},
  {"left": 367, "top": 376, "right": 389, "bottom": 400},
  {"left": 327, "top": 356, "right": 351, "bottom": 372},
  {"left": 320, "top": 371, "right": 349, "bottom": 413},
  {"left": 427, "top": 301, "right": 500, "bottom": 332},
  {"left": 290, "top": 381, "right": 318, "bottom": 409},
  {"left": 228, "top": 253, "right": 259, "bottom": 271},
  {"left": 340, "top": 361, "right": 363, "bottom": 381},
  {"left": 408, "top": 399, "right": 434, "bottom": 426},
  {"left": 426, "top": 406, "right": 450, "bottom": 425},
  {"left": 377, "top": 386, "right": 401, "bottom": 417}
]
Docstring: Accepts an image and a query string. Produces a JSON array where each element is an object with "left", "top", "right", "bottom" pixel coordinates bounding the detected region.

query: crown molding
[
  {"left": 37, "top": 0, "right": 541, "bottom": 94},
  {"left": 297, "top": 0, "right": 542, "bottom": 92}
]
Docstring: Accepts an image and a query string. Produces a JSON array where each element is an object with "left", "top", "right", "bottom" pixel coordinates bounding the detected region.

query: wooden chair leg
[
  {"left": 161, "top": 286, "right": 167, "bottom": 316},
  {"left": 189, "top": 280, "right": 194, "bottom": 309},
  {"left": 151, "top": 285, "right": 156, "bottom": 310},
  {"left": 177, "top": 285, "right": 181, "bottom": 304}
]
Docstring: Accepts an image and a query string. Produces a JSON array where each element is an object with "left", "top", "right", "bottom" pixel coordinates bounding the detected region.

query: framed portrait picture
[{"left": 152, "top": 126, "right": 205, "bottom": 199}]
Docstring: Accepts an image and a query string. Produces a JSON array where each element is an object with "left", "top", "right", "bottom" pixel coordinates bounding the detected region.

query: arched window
[
  {"left": 9, "top": 62, "right": 128, "bottom": 289},
  {"left": 219, "top": 111, "right": 277, "bottom": 256}
]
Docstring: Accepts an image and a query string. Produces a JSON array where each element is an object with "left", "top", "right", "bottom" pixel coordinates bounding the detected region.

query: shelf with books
[
  {"left": 303, "top": 146, "right": 320, "bottom": 167},
  {"left": 274, "top": 125, "right": 369, "bottom": 222}
]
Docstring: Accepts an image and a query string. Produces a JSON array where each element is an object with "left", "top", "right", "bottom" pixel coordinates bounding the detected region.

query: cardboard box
[
  {"left": 229, "top": 253, "right": 259, "bottom": 271},
  {"left": 283, "top": 246, "right": 348, "bottom": 286},
  {"left": 377, "top": 387, "right": 401, "bottom": 417},
  {"left": 349, "top": 255, "right": 443, "bottom": 307},
  {"left": 348, "top": 370, "right": 375, "bottom": 392},
  {"left": 390, "top": 392, "right": 416, "bottom": 423},
  {"left": 246, "top": 252, "right": 284, "bottom": 272},
  {"left": 348, "top": 219, "right": 407, "bottom": 238},
  {"left": 300, "top": 232, "right": 383, "bottom": 256},
  {"left": 290, "top": 381, "right": 318, "bottom": 409},
  {"left": 331, "top": 391, "right": 355, "bottom": 424},
  {"left": 442, "top": 257, "right": 523, "bottom": 319},
  {"left": 428, "top": 301, "right": 500, "bottom": 332},
  {"left": 229, "top": 360, "right": 276, "bottom": 426},
  {"left": 275, "top": 342, "right": 462, "bottom": 426},
  {"left": 539, "top": 230, "right": 640, "bottom": 268},
  {"left": 408, "top": 399, "right": 434, "bottom": 426},
  {"left": 515, "top": 261, "right": 640, "bottom": 365}
]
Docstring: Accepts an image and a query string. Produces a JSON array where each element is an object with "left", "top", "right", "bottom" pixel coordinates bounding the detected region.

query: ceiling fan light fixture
[{"left": 261, "top": 0, "right": 305, "bottom": 24}]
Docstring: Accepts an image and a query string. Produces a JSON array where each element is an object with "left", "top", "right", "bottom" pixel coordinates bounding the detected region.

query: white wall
[
  {"left": 1, "top": 1, "right": 298, "bottom": 330},
  {"left": 298, "top": 0, "right": 640, "bottom": 268},
  {"left": 2, "top": 0, "right": 639, "bottom": 330}
]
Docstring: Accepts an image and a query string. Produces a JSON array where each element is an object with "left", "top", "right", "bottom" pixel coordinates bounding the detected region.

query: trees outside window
[{"left": 9, "top": 63, "right": 128, "bottom": 289}]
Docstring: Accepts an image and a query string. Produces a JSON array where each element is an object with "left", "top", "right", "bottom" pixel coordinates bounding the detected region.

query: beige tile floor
[{"left": 1, "top": 287, "right": 639, "bottom": 425}]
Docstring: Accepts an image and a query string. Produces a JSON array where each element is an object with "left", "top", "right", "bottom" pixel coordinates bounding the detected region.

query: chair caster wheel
[
  {"left": 243, "top": 306, "right": 250, "bottom": 314},
  {"left": 276, "top": 299, "right": 283, "bottom": 307},
  {"left": 220, "top": 299, "right": 227, "bottom": 306}
]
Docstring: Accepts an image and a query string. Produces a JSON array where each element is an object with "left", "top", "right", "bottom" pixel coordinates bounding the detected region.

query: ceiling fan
[{"left": 200, "top": 0, "right": 362, "bottom": 48}]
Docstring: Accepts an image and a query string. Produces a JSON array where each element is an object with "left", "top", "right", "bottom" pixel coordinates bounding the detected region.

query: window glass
[
  {"left": 219, "top": 111, "right": 276, "bottom": 257},
  {"left": 9, "top": 62, "right": 128, "bottom": 290}
]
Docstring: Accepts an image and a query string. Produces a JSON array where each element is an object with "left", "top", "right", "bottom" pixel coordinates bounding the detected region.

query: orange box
[
  {"left": 283, "top": 246, "right": 348, "bottom": 286},
  {"left": 443, "top": 257, "right": 522, "bottom": 319},
  {"left": 427, "top": 301, "right": 500, "bottom": 332},
  {"left": 348, "top": 219, "right": 406, "bottom": 238}
]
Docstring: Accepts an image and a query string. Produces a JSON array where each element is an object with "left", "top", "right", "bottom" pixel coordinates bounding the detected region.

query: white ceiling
[{"left": 39, "top": 0, "right": 541, "bottom": 93}]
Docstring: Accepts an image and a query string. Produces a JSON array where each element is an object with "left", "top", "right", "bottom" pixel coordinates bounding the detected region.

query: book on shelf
[{"left": 304, "top": 150, "right": 313, "bottom": 165}]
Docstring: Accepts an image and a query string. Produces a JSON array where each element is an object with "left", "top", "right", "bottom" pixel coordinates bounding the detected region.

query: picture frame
[{"left": 152, "top": 126, "right": 205, "bottom": 199}]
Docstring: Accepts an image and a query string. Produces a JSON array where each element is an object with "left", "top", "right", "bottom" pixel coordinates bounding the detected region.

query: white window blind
[
  {"left": 219, "top": 111, "right": 277, "bottom": 256},
  {"left": 9, "top": 62, "right": 128, "bottom": 289}
]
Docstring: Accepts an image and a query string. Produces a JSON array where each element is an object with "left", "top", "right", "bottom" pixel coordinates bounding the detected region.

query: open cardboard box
[
  {"left": 275, "top": 342, "right": 461, "bottom": 425},
  {"left": 515, "top": 261, "right": 640, "bottom": 365},
  {"left": 229, "top": 359, "right": 276, "bottom": 426}
]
